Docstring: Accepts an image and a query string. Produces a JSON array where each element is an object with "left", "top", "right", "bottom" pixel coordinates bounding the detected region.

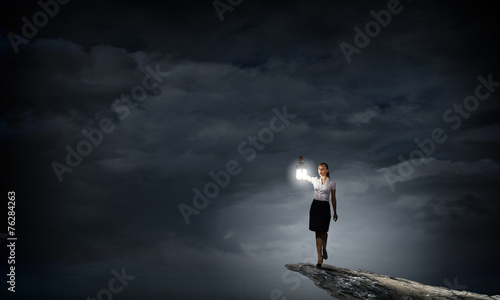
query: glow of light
[{"left": 296, "top": 163, "right": 308, "bottom": 180}]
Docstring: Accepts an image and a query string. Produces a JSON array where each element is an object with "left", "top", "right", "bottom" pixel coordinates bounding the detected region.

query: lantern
[{"left": 296, "top": 161, "right": 307, "bottom": 180}]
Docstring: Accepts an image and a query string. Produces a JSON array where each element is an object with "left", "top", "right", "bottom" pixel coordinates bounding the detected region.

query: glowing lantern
[{"left": 296, "top": 161, "right": 307, "bottom": 180}]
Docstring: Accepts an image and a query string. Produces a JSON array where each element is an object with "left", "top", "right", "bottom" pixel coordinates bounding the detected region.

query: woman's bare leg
[
  {"left": 322, "top": 232, "right": 328, "bottom": 259},
  {"left": 315, "top": 232, "right": 323, "bottom": 265}
]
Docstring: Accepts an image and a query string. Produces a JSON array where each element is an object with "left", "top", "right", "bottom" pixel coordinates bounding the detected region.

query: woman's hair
[{"left": 319, "top": 162, "right": 330, "bottom": 178}]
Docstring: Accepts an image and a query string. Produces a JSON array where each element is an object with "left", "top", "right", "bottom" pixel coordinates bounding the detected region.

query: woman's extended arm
[{"left": 331, "top": 189, "right": 338, "bottom": 221}]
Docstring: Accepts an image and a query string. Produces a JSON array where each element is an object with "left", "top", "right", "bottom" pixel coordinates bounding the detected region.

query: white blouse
[{"left": 311, "top": 177, "right": 336, "bottom": 201}]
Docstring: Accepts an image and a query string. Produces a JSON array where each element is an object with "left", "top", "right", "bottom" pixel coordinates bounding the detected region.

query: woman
[{"left": 299, "top": 155, "right": 338, "bottom": 268}]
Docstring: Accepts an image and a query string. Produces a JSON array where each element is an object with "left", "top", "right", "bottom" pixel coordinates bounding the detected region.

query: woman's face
[{"left": 318, "top": 165, "right": 328, "bottom": 177}]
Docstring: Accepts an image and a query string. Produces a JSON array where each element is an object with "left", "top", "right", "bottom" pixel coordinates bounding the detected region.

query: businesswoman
[{"left": 299, "top": 156, "right": 338, "bottom": 268}]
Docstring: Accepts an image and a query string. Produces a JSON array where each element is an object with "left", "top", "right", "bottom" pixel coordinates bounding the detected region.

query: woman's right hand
[{"left": 299, "top": 155, "right": 304, "bottom": 162}]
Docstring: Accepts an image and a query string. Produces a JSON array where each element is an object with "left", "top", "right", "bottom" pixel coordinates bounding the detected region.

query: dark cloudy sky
[{"left": 1, "top": 0, "right": 500, "bottom": 299}]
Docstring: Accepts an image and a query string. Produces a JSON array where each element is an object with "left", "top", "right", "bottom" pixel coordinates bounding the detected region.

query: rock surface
[{"left": 285, "top": 263, "right": 500, "bottom": 300}]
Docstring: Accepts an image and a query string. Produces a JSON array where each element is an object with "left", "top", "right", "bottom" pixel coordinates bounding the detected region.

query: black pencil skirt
[{"left": 309, "top": 199, "right": 331, "bottom": 232}]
